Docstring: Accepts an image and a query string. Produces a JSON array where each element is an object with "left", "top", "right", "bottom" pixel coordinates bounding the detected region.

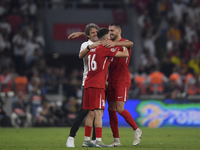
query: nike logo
[{"left": 118, "top": 96, "right": 123, "bottom": 99}]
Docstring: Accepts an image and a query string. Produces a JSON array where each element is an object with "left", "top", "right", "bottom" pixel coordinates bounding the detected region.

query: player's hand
[
  {"left": 102, "top": 40, "right": 115, "bottom": 48},
  {"left": 90, "top": 41, "right": 102, "bottom": 49},
  {"left": 68, "top": 32, "right": 83, "bottom": 39}
]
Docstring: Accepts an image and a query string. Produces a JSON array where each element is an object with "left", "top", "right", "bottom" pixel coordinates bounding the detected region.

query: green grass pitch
[{"left": 0, "top": 127, "right": 200, "bottom": 150}]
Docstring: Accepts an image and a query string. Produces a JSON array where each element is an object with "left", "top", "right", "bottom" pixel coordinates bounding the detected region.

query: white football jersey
[{"left": 80, "top": 39, "right": 93, "bottom": 86}]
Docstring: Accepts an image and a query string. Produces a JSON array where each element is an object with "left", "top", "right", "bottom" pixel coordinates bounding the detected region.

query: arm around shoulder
[
  {"left": 114, "top": 47, "right": 129, "bottom": 58},
  {"left": 115, "top": 40, "right": 134, "bottom": 48},
  {"left": 79, "top": 47, "right": 89, "bottom": 59}
]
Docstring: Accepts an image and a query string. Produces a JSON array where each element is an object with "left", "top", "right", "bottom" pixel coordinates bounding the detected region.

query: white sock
[
  {"left": 114, "top": 138, "right": 120, "bottom": 142},
  {"left": 96, "top": 138, "right": 101, "bottom": 141},
  {"left": 135, "top": 128, "right": 139, "bottom": 132},
  {"left": 68, "top": 136, "right": 74, "bottom": 140},
  {"left": 84, "top": 136, "right": 90, "bottom": 141}
]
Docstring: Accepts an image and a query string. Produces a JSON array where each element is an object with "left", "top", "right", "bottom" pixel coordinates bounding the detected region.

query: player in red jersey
[
  {"left": 68, "top": 23, "right": 142, "bottom": 146},
  {"left": 103, "top": 23, "right": 142, "bottom": 147},
  {"left": 82, "top": 28, "right": 129, "bottom": 147}
]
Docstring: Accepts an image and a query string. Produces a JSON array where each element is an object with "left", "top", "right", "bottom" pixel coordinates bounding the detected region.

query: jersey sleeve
[{"left": 102, "top": 47, "right": 118, "bottom": 57}]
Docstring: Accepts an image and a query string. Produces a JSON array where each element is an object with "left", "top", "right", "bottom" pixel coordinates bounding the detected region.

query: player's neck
[
  {"left": 90, "top": 39, "right": 96, "bottom": 43},
  {"left": 113, "top": 36, "right": 122, "bottom": 42}
]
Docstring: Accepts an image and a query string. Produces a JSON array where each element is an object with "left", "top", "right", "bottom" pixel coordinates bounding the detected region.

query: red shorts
[
  {"left": 107, "top": 82, "right": 130, "bottom": 102},
  {"left": 83, "top": 87, "right": 106, "bottom": 110}
]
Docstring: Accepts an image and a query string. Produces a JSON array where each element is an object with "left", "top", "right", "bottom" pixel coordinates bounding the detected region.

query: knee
[
  {"left": 94, "top": 110, "right": 103, "bottom": 118},
  {"left": 116, "top": 105, "right": 124, "bottom": 113},
  {"left": 88, "top": 111, "right": 95, "bottom": 119},
  {"left": 108, "top": 102, "right": 116, "bottom": 111}
]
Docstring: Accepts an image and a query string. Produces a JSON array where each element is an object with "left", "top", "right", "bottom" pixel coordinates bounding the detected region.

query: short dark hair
[
  {"left": 97, "top": 28, "right": 109, "bottom": 39},
  {"left": 109, "top": 22, "right": 122, "bottom": 29},
  {"left": 84, "top": 23, "right": 99, "bottom": 39}
]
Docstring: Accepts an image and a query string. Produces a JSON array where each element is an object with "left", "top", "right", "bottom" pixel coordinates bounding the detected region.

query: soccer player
[
  {"left": 66, "top": 23, "right": 99, "bottom": 147},
  {"left": 68, "top": 23, "right": 142, "bottom": 146},
  {"left": 82, "top": 28, "right": 129, "bottom": 147},
  {"left": 105, "top": 23, "right": 142, "bottom": 147}
]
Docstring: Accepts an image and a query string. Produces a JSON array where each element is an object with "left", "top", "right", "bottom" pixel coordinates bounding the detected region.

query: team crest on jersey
[{"left": 110, "top": 47, "right": 118, "bottom": 52}]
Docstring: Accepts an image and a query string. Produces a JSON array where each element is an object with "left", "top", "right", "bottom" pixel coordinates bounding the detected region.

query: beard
[{"left": 110, "top": 34, "right": 118, "bottom": 41}]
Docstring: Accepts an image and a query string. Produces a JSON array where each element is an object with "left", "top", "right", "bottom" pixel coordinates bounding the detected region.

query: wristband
[{"left": 87, "top": 45, "right": 91, "bottom": 50}]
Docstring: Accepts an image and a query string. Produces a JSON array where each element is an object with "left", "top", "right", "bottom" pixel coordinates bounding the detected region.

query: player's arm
[
  {"left": 68, "top": 32, "right": 84, "bottom": 39},
  {"left": 102, "top": 40, "right": 133, "bottom": 48},
  {"left": 79, "top": 41, "right": 101, "bottom": 59},
  {"left": 114, "top": 47, "right": 129, "bottom": 58}
]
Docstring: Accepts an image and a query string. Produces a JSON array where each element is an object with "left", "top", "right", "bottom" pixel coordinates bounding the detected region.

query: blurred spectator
[
  {"left": 56, "top": 67, "right": 68, "bottom": 94},
  {"left": 197, "top": 73, "right": 200, "bottom": 94},
  {"left": 170, "top": 50, "right": 181, "bottom": 65},
  {"left": 164, "top": 79, "right": 181, "bottom": 99},
  {"left": 134, "top": 0, "right": 149, "bottom": 14},
  {"left": 0, "top": 16, "right": 11, "bottom": 34},
  {"left": 0, "top": 0, "right": 9, "bottom": 17},
  {"left": 20, "top": 0, "right": 38, "bottom": 21},
  {"left": 144, "top": 65, "right": 169, "bottom": 94},
  {"left": 0, "top": 95, "right": 11, "bottom": 127},
  {"left": 14, "top": 73, "right": 28, "bottom": 94},
  {"left": 37, "top": 58, "right": 47, "bottom": 74},
  {"left": 160, "top": 56, "right": 175, "bottom": 77},
  {"left": 188, "top": 53, "right": 200, "bottom": 74},
  {"left": 0, "top": 33, "right": 11, "bottom": 54},
  {"left": 167, "top": 21, "right": 181, "bottom": 41},
  {"left": 7, "top": 7, "right": 23, "bottom": 34},
  {"left": 28, "top": 72, "right": 43, "bottom": 117},
  {"left": 0, "top": 53, "right": 13, "bottom": 69},
  {"left": 178, "top": 58, "right": 188, "bottom": 73},
  {"left": 24, "top": 37, "right": 41, "bottom": 68},
  {"left": 169, "top": 66, "right": 183, "bottom": 88},
  {"left": 11, "top": 91, "right": 32, "bottom": 127},
  {"left": 132, "top": 65, "right": 148, "bottom": 96},
  {"left": 137, "top": 10, "right": 151, "bottom": 30},
  {"left": 0, "top": 67, "right": 12, "bottom": 93},
  {"left": 172, "top": 0, "right": 187, "bottom": 22},
  {"left": 12, "top": 28, "right": 29, "bottom": 74},
  {"left": 143, "top": 27, "right": 161, "bottom": 57},
  {"left": 35, "top": 100, "right": 58, "bottom": 127},
  {"left": 42, "top": 67, "right": 57, "bottom": 94},
  {"left": 140, "top": 49, "right": 159, "bottom": 74},
  {"left": 62, "top": 96, "right": 78, "bottom": 126},
  {"left": 33, "top": 29, "right": 45, "bottom": 49},
  {"left": 184, "top": 68, "right": 197, "bottom": 95},
  {"left": 183, "top": 43, "right": 196, "bottom": 61},
  {"left": 184, "top": 20, "right": 198, "bottom": 44}
]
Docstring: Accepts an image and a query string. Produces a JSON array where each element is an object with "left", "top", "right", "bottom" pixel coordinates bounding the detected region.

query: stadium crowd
[
  {"left": 130, "top": 0, "right": 200, "bottom": 98},
  {"left": 0, "top": 0, "right": 200, "bottom": 127}
]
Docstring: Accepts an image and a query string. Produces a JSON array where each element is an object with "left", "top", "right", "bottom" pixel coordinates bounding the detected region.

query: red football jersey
[
  {"left": 84, "top": 45, "right": 118, "bottom": 90},
  {"left": 108, "top": 38, "right": 131, "bottom": 84}
]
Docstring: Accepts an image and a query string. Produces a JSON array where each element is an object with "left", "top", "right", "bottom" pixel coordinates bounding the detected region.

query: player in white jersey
[{"left": 66, "top": 23, "right": 99, "bottom": 147}]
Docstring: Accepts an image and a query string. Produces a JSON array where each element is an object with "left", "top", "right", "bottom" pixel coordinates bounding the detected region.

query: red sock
[
  {"left": 119, "top": 109, "right": 138, "bottom": 131},
  {"left": 85, "top": 126, "right": 92, "bottom": 137},
  {"left": 95, "top": 127, "right": 102, "bottom": 138},
  {"left": 109, "top": 110, "right": 119, "bottom": 138}
]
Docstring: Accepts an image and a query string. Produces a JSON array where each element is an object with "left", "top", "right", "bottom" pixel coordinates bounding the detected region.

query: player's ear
[{"left": 119, "top": 28, "right": 122, "bottom": 34}]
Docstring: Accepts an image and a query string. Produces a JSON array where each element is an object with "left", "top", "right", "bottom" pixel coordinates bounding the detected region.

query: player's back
[{"left": 84, "top": 45, "right": 118, "bottom": 90}]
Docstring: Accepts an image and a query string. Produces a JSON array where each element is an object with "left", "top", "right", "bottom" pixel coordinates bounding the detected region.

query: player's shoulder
[{"left": 81, "top": 40, "right": 89, "bottom": 47}]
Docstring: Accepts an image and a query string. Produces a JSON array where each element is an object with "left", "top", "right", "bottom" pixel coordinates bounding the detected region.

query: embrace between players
[{"left": 66, "top": 23, "right": 142, "bottom": 148}]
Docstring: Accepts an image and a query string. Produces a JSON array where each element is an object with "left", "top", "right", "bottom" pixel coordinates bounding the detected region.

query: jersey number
[{"left": 88, "top": 54, "right": 97, "bottom": 71}]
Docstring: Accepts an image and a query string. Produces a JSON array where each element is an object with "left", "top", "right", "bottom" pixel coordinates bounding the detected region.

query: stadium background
[{"left": 0, "top": 0, "right": 200, "bottom": 128}]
